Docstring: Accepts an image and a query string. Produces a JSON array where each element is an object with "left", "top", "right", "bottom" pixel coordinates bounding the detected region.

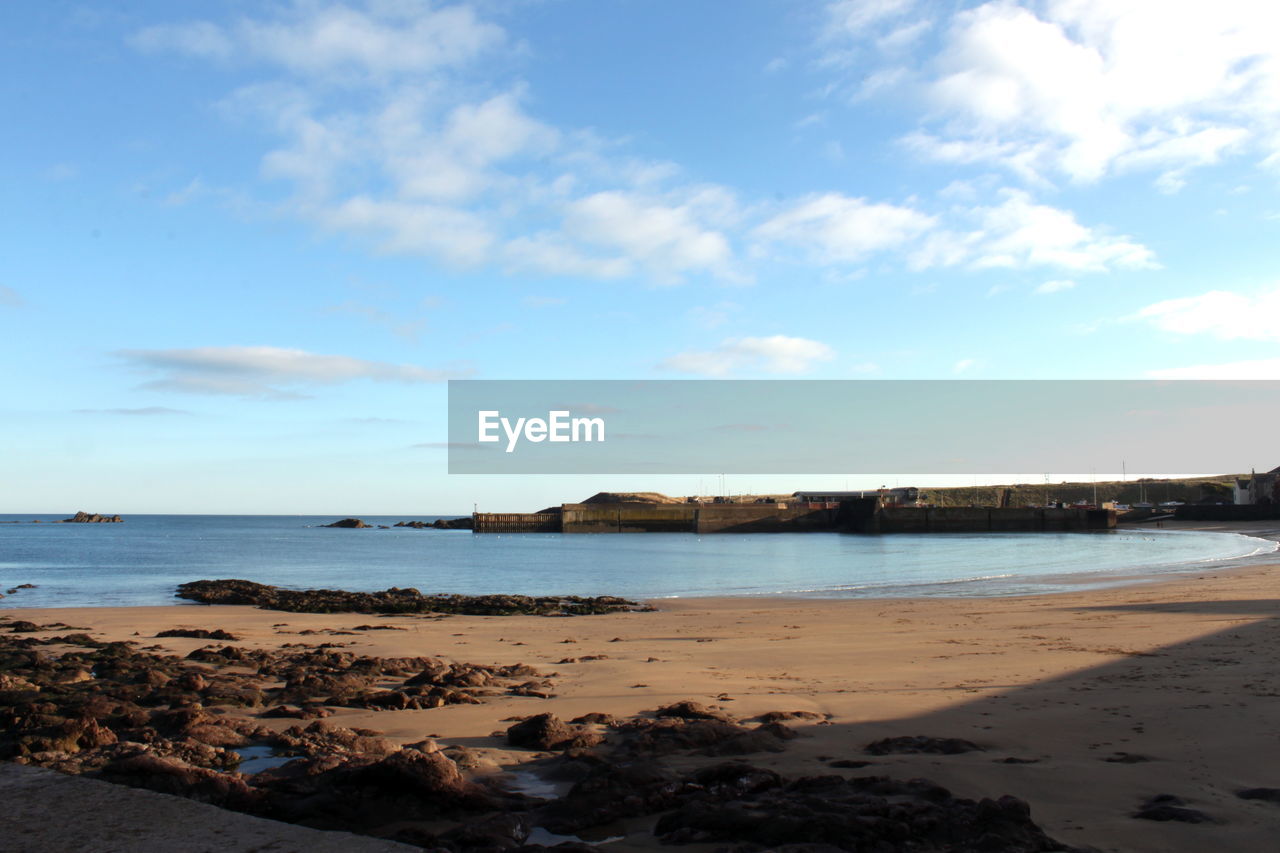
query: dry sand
[{"left": 7, "top": 530, "right": 1280, "bottom": 851}]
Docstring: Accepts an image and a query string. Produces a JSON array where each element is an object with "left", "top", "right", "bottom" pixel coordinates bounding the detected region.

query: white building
[{"left": 1235, "top": 467, "right": 1280, "bottom": 505}]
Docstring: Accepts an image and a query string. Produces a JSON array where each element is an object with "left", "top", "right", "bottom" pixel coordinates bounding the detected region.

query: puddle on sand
[
  {"left": 502, "top": 768, "right": 572, "bottom": 800},
  {"left": 232, "top": 745, "right": 293, "bottom": 774},
  {"left": 504, "top": 770, "right": 626, "bottom": 845},
  {"left": 527, "top": 827, "right": 625, "bottom": 846}
]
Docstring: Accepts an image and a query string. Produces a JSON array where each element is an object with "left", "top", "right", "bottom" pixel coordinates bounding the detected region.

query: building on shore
[{"left": 1234, "top": 467, "right": 1279, "bottom": 505}]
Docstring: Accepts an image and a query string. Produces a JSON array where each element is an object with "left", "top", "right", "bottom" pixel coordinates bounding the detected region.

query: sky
[{"left": 3, "top": 0, "right": 1279, "bottom": 514}]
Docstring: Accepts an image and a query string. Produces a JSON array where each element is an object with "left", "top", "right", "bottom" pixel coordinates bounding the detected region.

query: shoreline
[
  {"left": 3, "top": 521, "right": 1278, "bottom": 613},
  {"left": 7, "top": 557, "right": 1280, "bottom": 850}
]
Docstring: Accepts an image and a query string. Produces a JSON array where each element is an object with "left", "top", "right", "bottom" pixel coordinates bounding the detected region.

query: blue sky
[{"left": 3, "top": 0, "right": 1279, "bottom": 513}]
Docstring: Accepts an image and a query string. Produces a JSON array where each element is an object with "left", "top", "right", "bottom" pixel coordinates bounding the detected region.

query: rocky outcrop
[
  {"left": 0, "top": 625, "right": 1084, "bottom": 851},
  {"left": 650, "top": 770, "right": 1079, "bottom": 851},
  {"left": 505, "top": 714, "right": 603, "bottom": 751},
  {"left": 0, "top": 630, "right": 553, "bottom": 771},
  {"left": 864, "top": 735, "right": 984, "bottom": 755},
  {"left": 156, "top": 628, "right": 240, "bottom": 641},
  {"left": 58, "top": 512, "right": 123, "bottom": 523},
  {"left": 322, "top": 518, "right": 368, "bottom": 528},
  {"left": 611, "top": 716, "right": 793, "bottom": 758},
  {"left": 533, "top": 755, "right": 1080, "bottom": 850},
  {"left": 393, "top": 517, "right": 474, "bottom": 530},
  {"left": 175, "top": 579, "right": 648, "bottom": 616},
  {"left": 653, "top": 699, "right": 735, "bottom": 722}
]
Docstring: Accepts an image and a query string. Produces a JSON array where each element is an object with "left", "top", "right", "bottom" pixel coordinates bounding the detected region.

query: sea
[{"left": 0, "top": 514, "right": 1276, "bottom": 609}]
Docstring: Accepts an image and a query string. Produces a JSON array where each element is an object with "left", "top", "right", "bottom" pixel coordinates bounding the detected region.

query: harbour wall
[
  {"left": 868, "top": 506, "right": 1113, "bottom": 533},
  {"left": 558, "top": 503, "right": 840, "bottom": 533},
  {"left": 472, "top": 513, "right": 560, "bottom": 533},
  {"left": 474, "top": 502, "right": 1115, "bottom": 533}
]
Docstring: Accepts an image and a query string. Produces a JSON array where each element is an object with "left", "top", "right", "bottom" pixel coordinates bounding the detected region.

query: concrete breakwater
[{"left": 473, "top": 500, "right": 1115, "bottom": 534}]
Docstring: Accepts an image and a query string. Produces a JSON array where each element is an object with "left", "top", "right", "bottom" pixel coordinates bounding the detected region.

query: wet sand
[{"left": 6, "top": 531, "right": 1280, "bottom": 851}]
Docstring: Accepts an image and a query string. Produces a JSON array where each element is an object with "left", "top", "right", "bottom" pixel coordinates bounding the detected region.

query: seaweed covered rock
[
  {"left": 611, "top": 716, "right": 791, "bottom": 758},
  {"left": 175, "top": 578, "right": 647, "bottom": 616},
  {"left": 157, "top": 628, "right": 240, "bottom": 641}
]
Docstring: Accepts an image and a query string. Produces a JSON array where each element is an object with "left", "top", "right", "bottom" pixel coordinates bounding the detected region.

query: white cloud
[
  {"left": 132, "top": 2, "right": 504, "bottom": 79},
  {"left": 131, "top": 1, "right": 1165, "bottom": 287},
  {"left": 912, "top": 190, "right": 1156, "bottom": 272},
  {"left": 877, "top": 20, "right": 930, "bottom": 53},
  {"left": 319, "top": 196, "right": 495, "bottom": 266},
  {"left": 564, "top": 191, "right": 740, "bottom": 283},
  {"left": 387, "top": 91, "right": 560, "bottom": 204},
  {"left": 660, "top": 336, "right": 836, "bottom": 376},
  {"left": 1035, "top": 279, "right": 1076, "bottom": 294},
  {"left": 117, "top": 345, "right": 472, "bottom": 399},
  {"left": 753, "top": 193, "right": 936, "bottom": 264},
  {"left": 952, "top": 357, "right": 977, "bottom": 374},
  {"left": 831, "top": 0, "right": 1280, "bottom": 188},
  {"left": 135, "top": 4, "right": 752, "bottom": 285},
  {"left": 0, "top": 285, "right": 23, "bottom": 307},
  {"left": 751, "top": 188, "right": 1152, "bottom": 275},
  {"left": 1137, "top": 286, "right": 1280, "bottom": 341},
  {"left": 502, "top": 234, "right": 632, "bottom": 279},
  {"left": 817, "top": 0, "right": 927, "bottom": 78},
  {"left": 825, "top": 0, "right": 918, "bottom": 39},
  {"left": 1147, "top": 359, "right": 1280, "bottom": 379}
]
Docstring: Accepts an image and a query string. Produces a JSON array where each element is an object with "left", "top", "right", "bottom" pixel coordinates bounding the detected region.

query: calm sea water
[{"left": 0, "top": 514, "right": 1275, "bottom": 609}]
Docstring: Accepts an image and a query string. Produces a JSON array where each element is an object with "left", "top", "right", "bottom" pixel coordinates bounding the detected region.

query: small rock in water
[{"left": 59, "top": 511, "right": 123, "bottom": 523}]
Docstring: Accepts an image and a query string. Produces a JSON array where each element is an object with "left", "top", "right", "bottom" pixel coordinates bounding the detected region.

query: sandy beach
[{"left": 5, "top": 529, "right": 1280, "bottom": 851}]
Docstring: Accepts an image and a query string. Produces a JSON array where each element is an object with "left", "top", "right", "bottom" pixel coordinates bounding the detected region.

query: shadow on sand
[{"left": 774, "top": 597, "right": 1280, "bottom": 852}]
